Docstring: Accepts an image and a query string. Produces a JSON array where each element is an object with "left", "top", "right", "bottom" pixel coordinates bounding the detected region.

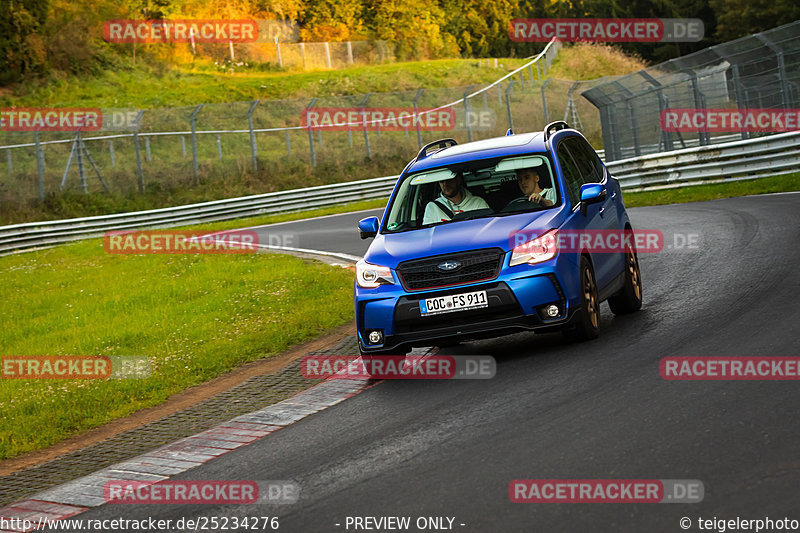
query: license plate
[{"left": 420, "top": 290, "right": 488, "bottom": 316}]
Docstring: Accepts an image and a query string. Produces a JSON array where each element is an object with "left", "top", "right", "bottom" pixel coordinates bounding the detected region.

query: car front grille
[{"left": 396, "top": 248, "right": 504, "bottom": 291}]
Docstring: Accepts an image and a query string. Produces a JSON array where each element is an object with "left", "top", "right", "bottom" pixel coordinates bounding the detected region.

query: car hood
[{"left": 365, "top": 208, "right": 565, "bottom": 268}]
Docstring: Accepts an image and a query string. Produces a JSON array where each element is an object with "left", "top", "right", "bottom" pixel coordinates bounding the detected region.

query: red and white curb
[{"left": 0, "top": 376, "right": 373, "bottom": 531}]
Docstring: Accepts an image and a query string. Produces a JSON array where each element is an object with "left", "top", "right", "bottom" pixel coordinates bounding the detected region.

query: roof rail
[
  {"left": 544, "top": 121, "right": 570, "bottom": 141},
  {"left": 416, "top": 138, "right": 458, "bottom": 161}
]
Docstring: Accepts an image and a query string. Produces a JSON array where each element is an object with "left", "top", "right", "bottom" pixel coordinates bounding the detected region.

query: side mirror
[
  {"left": 358, "top": 216, "right": 380, "bottom": 239},
  {"left": 579, "top": 183, "right": 606, "bottom": 215}
]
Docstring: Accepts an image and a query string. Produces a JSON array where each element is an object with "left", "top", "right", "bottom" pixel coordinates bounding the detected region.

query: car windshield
[{"left": 384, "top": 154, "right": 560, "bottom": 233}]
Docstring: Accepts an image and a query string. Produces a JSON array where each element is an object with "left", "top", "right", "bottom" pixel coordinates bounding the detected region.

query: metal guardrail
[
  {"left": 608, "top": 130, "right": 800, "bottom": 190},
  {"left": 1, "top": 131, "right": 798, "bottom": 255}
]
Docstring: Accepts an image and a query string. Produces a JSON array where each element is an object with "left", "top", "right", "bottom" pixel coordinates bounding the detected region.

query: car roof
[{"left": 407, "top": 131, "right": 548, "bottom": 173}]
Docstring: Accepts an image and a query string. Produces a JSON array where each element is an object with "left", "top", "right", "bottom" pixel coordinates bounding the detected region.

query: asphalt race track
[{"left": 64, "top": 193, "right": 800, "bottom": 532}]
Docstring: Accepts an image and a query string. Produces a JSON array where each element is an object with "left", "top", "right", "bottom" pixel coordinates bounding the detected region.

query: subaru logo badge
[{"left": 437, "top": 260, "right": 461, "bottom": 271}]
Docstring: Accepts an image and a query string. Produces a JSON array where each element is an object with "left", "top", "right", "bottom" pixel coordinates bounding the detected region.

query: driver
[
  {"left": 423, "top": 171, "right": 490, "bottom": 225},
  {"left": 514, "top": 167, "right": 555, "bottom": 207}
]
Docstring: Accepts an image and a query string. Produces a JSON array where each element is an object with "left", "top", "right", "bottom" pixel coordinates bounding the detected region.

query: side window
[
  {"left": 575, "top": 137, "right": 605, "bottom": 183},
  {"left": 564, "top": 137, "right": 604, "bottom": 184},
  {"left": 556, "top": 142, "right": 583, "bottom": 206}
]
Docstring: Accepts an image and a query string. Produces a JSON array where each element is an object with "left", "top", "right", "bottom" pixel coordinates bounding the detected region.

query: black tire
[
  {"left": 564, "top": 256, "right": 601, "bottom": 341},
  {"left": 608, "top": 241, "right": 643, "bottom": 315}
]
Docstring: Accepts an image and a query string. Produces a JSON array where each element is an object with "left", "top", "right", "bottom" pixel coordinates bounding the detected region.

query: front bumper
[{"left": 356, "top": 259, "right": 579, "bottom": 353}]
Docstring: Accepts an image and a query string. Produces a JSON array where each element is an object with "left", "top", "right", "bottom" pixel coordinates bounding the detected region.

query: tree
[
  {"left": 0, "top": 0, "right": 49, "bottom": 84},
  {"left": 711, "top": 0, "right": 799, "bottom": 42}
]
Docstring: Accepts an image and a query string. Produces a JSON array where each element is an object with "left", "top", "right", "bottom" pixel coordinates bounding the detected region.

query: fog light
[
  {"left": 368, "top": 330, "right": 383, "bottom": 344},
  {"left": 545, "top": 304, "right": 560, "bottom": 318}
]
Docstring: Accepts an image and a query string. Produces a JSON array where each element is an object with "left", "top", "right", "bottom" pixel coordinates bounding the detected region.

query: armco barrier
[{"left": 0, "top": 130, "right": 798, "bottom": 255}]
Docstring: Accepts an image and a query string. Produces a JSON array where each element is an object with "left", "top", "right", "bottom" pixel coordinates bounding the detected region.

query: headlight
[
  {"left": 509, "top": 229, "right": 558, "bottom": 266},
  {"left": 356, "top": 259, "right": 395, "bottom": 288}
]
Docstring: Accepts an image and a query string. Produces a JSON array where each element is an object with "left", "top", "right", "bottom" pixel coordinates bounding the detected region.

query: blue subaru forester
[{"left": 355, "top": 122, "right": 642, "bottom": 357}]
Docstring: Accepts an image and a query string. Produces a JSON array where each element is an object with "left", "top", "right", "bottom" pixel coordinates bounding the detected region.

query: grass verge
[
  {"left": 622, "top": 173, "right": 800, "bottom": 208},
  {"left": 0, "top": 241, "right": 355, "bottom": 460}
]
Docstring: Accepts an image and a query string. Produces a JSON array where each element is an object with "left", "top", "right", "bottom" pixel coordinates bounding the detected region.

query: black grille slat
[{"left": 397, "top": 249, "right": 503, "bottom": 291}]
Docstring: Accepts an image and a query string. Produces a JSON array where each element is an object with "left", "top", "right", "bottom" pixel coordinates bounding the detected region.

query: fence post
[
  {"left": 34, "top": 132, "right": 45, "bottom": 201},
  {"left": 190, "top": 104, "right": 204, "bottom": 185},
  {"left": 360, "top": 94, "right": 371, "bottom": 159},
  {"left": 60, "top": 137, "right": 77, "bottom": 191},
  {"left": 275, "top": 37, "right": 282, "bottom": 68},
  {"left": 347, "top": 41, "right": 353, "bottom": 64},
  {"left": 306, "top": 98, "right": 317, "bottom": 166},
  {"left": 181, "top": 136, "right": 187, "bottom": 159},
  {"left": 144, "top": 136, "right": 151, "bottom": 162},
  {"left": 248, "top": 100, "right": 259, "bottom": 171},
  {"left": 413, "top": 89, "right": 424, "bottom": 149},
  {"left": 215, "top": 134, "right": 222, "bottom": 161},
  {"left": 541, "top": 78, "right": 551, "bottom": 124},
  {"left": 505, "top": 81, "right": 516, "bottom": 132},
  {"left": 730, "top": 64, "right": 749, "bottom": 141},
  {"left": 324, "top": 41, "right": 332, "bottom": 68},
  {"left": 755, "top": 34, "right": 791, "bottom": 109},
  {"left": 285, "top": 130, "right": 291, "bottom": 156},
  {"left": 464, "top": 85, "right": 474, "bottom": 142},
  {"left": 76, "top": 131, "right": 88, "bottom": 194},
  {"left": 133, "top": 110, "right": 145, "bottom": 193},
  {"left": 109, "top": 140, "right": 115, "bottom": 167},
  {"left": 300, "top": 42, "right": 306, "bottom": 69},
  {"left": 6, "top": 149, "right": 11, "bottom": 176}
]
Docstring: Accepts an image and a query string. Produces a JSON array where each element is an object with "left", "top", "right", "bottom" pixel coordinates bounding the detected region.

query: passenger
[
  {"left": 422, "top": 172, "right": 490, "bottom": 225},
  {"left": 514, "top": 167, "right": 555, "bottom": 207}
]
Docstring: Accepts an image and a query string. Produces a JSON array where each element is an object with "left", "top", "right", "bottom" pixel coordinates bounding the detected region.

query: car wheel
[
  {"left": 608, "top": 242, "right": 643, "bottom": 315},
  {"left": 564, "top": 256, "right": 601, "bottom": 341}
]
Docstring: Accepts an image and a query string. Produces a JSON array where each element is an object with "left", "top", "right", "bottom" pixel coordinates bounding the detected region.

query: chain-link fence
[
  {"left": 0, "top": 41, "right": 596, "bottom": 209},
  {"left": 583, "top": 20, "right": 800, "bottom": 161}
]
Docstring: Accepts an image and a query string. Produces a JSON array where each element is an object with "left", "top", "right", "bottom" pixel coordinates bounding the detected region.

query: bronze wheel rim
[
  {"left": 584, "top": 266, "right": 599, "bottom": 329},
  {"left": 627, "top": 247, "right": 642, "bottom": 301}
]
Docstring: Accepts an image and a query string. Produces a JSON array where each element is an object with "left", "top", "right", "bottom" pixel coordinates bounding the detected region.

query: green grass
[
  {"left": 2, "top": 59, "right": 531, "bottom": 109},
  {"left": 0, "top": 241, "right": 355, "bottom": 460},
  {"left": 622, "top": 173, "right": 800, "bottom": 208}
]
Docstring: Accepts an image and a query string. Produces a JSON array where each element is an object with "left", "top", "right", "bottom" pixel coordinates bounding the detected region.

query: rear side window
[
  {"left": 556, "top": 142, "right": 583, "bottom": 205},
  {"left": 567, "top": 137, "right": 605, "bottom": 184}
]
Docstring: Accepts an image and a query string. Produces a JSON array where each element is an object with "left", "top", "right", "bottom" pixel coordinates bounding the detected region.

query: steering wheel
[{"left": 503, "top": 197, "right": 543, "bottom": 211}]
